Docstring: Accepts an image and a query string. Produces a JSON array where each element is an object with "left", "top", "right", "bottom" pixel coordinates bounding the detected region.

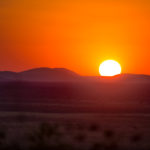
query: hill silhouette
[
  {"left": 0, "top": 67, "right": 150, "bottom": 82},
  {"left": 0, "top": 68, "right": 149, "bottom": 113},
  {"left": 0, "top": 68, "right": 80, "bottom": 82},
  {"left": 0, "top": 71, "right": 17, "bottom": 81},
  {"left": 19, "top": 67, "right": 80, "bottom": 81}
]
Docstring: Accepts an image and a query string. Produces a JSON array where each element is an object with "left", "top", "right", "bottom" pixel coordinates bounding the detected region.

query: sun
[{"left": 99, "top": 60, "right": 122, "bottom": 76}]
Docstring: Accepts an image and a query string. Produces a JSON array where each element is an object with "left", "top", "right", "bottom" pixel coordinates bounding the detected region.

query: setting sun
[{"left": 99, "top": 60, "right": 122, "bottom": 76}]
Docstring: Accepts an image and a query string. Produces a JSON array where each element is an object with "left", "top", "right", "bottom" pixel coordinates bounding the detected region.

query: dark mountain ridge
[
  {"left": 0, "top": 68, "right": 80, "bottom": 82},
  {"left": 0, "top": 68, "right": 150, "bottom": 113},
  {"left": 0, "top": 67, "right": 150, "bottom": 82}
]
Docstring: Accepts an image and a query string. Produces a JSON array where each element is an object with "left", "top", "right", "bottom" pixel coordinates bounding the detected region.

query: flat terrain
[
  {"left": 0, "top": 81, "right": 149, "bottom": 149},
  {"left": 0, "top": 112, "right": 149, "bottom": 150},
  {"left": 0, "top": 81, "right": 150, "bottom": 113}
]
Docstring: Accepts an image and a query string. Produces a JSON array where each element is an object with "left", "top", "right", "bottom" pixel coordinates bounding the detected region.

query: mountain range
[
  {"left": 0, "top": 67, "right": 150, "bottom": 82},
  {"left": 0, "top": 68, "right": 79, "bottom": 82},
  {"left": 0, "top": 67, "right": 150, "bottom": 113}
]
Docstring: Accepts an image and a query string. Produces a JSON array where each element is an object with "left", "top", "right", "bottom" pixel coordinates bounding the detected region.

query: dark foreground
[
  {"left": 0, "top": 81, "right": 149, "bottom": 149},
  {"left": 0, "top": 112, "right": 149, "bottom": 150},
  {"left": 0, "top": 81, "right": 150, "bottom": 113}
]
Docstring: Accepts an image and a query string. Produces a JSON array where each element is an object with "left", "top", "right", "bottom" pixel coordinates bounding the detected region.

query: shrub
[
  {"left": 89, "top": 123, "right": 99, "bottom": 132},
  {"left": 103, "top": 129, "right": 115, "bottom": 139},
  {"left": 90, "top": 143, "right": 104, "bottom": 150},
  {"left": 130, "top": 134, "right": 142, "bottom": 143},
  {"left": 74, "top": 133, "right": 86, "bottom": 143}
]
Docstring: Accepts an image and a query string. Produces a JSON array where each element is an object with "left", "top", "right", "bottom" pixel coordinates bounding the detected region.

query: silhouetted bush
[
  {"left": 74, "top": 133, "right": 86, "bottom": 142},
  {"left": 103, "top": 129, "right": 115, "bottom": 139},
  {"left": 130, "top": 133, "right": 142, "bottom": 143},
  {"left": 89, "top": 123, "right": 99, "bottom": 132},
  {"left": 0, "top": 129, "right": 6, "bottom": 149},
  {"left": 90, "top": 143, "right": 103, "bottom": 150},
  {"left": 104, "top": 142, "right": 118, "bottom": 150},
  {"left": 27, "top": 123, "right": 61, "bottom": 149},
  {"left": 0, "top": 130, "right": 6, "bottom": 140}
]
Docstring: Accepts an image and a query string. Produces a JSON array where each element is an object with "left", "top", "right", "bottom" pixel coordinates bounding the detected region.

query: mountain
[
  {"left": 110, "top": 74, "right": 150, "bottom": 82},
  {"left": 0, "top": 67, "right": 150, "bottom": 82},
  {"left": 0, "top": 68, "right": 80, "bottom": 82},
  {"left": 0, "top": 68, "right": 150, "bottom": 113},
  {"left": 0, "top": 71, "right": 17, "bottom": 81},
  {"left": 19, "top": 68, "right": 80, "bottom": 81},
  {"left": 83, "top": 74, "right": 150, "bottom": 83}
]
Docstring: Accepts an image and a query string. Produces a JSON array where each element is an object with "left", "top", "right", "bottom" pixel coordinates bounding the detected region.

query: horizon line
[{"left": 0, "top": 67, "right": 150, "bottom": 77}]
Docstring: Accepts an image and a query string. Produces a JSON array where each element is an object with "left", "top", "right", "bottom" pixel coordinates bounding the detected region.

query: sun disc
[{"left": 99, "top": 60, "right": 121, "bottom": 76}]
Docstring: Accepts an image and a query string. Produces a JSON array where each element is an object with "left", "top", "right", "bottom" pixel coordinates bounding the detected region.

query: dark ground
[
  {"left": 0, "top": 81, "right": 149, "bottom": 113},
  {"left": 0, "top": 81, "right": 149, "bottom": 150}
]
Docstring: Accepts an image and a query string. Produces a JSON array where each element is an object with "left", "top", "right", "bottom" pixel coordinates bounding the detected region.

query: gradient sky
[{"left": 0, "top": 0, "right": 150, "bottom": 75}]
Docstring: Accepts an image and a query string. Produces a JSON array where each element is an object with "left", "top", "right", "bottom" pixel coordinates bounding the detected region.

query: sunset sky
[{"left": 0, "top": 0, "right": 150, "bottom": 75}]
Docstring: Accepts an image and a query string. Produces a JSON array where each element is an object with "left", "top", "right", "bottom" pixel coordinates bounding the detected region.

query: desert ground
[
  {"left": 0, "top": 79, "right": 149, "bottom": 150},
  {"left": 0, "top": 112, "right": 150, "bottom": 150}
]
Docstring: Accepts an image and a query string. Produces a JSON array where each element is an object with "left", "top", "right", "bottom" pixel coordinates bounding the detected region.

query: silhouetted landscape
[
  {"left": 0, "top": 68, "right": 150, "bottom": 113},
  {"left": 0, "top": 67, "right": 150, "bottom": 82},
  {"left": 0, "top": 68, "right": 149, "bottom": 149},
  {"left": 1, "top": 0, "right": 150, "bottom": 149}
]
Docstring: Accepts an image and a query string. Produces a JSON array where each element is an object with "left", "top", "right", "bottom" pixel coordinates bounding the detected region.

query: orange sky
[{"left": 0, "top": 0, "right": 150, "bottom": 75}]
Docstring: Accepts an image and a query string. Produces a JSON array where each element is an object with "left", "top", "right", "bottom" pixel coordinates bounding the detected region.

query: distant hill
[
  {"left": 18, "top": 68, "right": 80, "bottom": 81},
  {"left": 0, "top": 68, "right": 80, "bottom": 82},
  {"left": 0, "top": 71, "right": 17, "bottom": 81},
  {"left": 83, "top": 74, "right": 150, "bottom": 83},
  {"left": 0, "top": 68, "right": 150, "bottom": 113},
  {"left": 0, "top": 67, "right": 150, "bottom": 82}
]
